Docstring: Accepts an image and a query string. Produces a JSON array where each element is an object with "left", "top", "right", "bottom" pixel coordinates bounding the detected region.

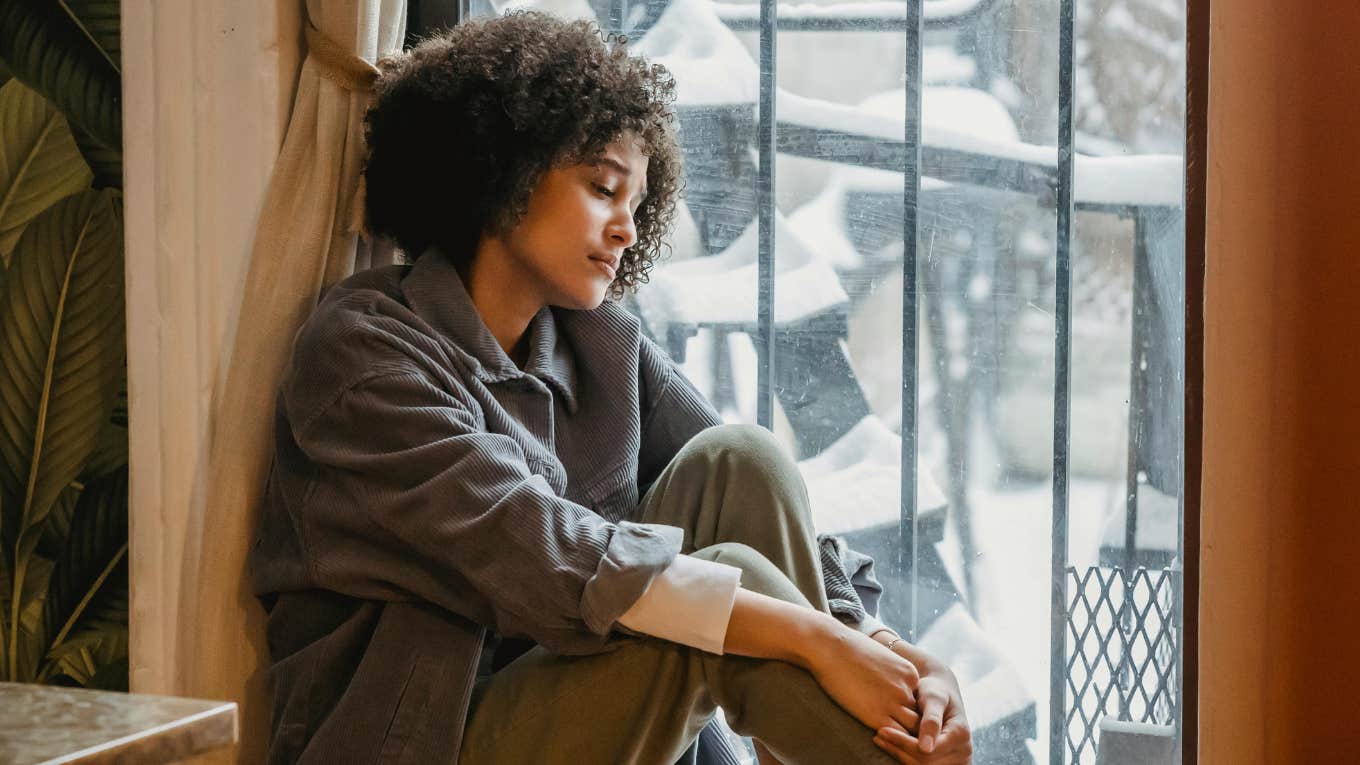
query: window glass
[{"left": 463, "top": 1, "right": 1186, "bottom": 761}]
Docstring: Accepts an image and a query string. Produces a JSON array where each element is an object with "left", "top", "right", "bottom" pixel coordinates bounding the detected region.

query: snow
[
  {"left": 786, "top": 182, "right": 865, "bottom": 270},
  {"left": 637, "top": 0, "right": 1183, "bottom": 207},
  {"left": 778, "top": 86, "right": 1032, "bottom": 150},
  {"left": 633, "top": 212, "right": 849, "bottom": 327},
  {"left": 918, "top": 604, "right": 1036, "bottom": 727},
  {"left": 921, "top": 0, "right": 988, "bottom": 17},
  {"left": 634, "top": 0, "right": 760, "bottom": 105},
  {"left": 1075, "top": 154, "right": 1183, "bottom": 207},
  {"left": 783, "top": 88, "right": 1182, "bottom": 205},
  {"left": 784, "top": 87, "right": 1015, "bottom": 195},
  {"left": 858, "top": 85, "right": 1022, "bottom": 143},
  {"left": 799, "top": 414, "right": 949, "bottom": 535},
  {"left": 1099, "top": 483, "right": 1179, "bottom": 553},
  {"left": 708, "top": 0, "right": 988, "bottom": 24},
  {"left": 924, "top": 44, "right": 978, "bottom": 85}
]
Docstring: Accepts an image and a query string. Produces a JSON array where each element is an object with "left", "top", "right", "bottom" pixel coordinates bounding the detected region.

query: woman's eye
[{"left": 594, "top": 184, "right": 616, "bottom": 198}]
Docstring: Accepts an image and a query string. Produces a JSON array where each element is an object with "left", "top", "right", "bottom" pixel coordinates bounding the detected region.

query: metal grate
[{"left": 1063, "top": 565, "right": 1179, "bottom": 764}]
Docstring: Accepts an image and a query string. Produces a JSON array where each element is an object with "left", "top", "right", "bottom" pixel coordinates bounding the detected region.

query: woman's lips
[{"left": 589, "top": 255, "right": 618, "bottom": 279}]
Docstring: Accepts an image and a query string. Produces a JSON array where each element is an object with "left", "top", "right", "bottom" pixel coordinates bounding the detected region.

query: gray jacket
[{"left": 249, "top": 252, "right": 879, "bottom": 763}]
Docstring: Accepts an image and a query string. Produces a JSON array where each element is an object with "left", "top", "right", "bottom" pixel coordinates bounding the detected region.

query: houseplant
[{"left": 0, "top": 0, "right": 128, "bottom": 689}]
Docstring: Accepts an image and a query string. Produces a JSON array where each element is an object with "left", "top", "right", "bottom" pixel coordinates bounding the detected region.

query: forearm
[
  {"left": 721, "top": 587, "right": 844, "bottom": 668},
  {"left": 866, "top": 626, "right": 951, "bottom": 678}
]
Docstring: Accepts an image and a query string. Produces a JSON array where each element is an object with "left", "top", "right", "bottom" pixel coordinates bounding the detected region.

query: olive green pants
[{"left": 458, "top": 424, "right": 895, "bottom": 764}]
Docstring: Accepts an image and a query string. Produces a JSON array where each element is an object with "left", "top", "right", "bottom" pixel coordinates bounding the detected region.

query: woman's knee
[
  {"left": 691, "top": 542, "right": 812, "bottom": 608},
  {"left": 677, "top": 425, "right": 812, "bottom": 517},
  {"left": 684, "top": 424, "right": 787, "bottom": 469}
]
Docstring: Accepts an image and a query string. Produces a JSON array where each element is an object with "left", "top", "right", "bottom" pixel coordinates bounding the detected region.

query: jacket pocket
[{"left": 377, "top": 653, "right": 441, "bottom": 764}]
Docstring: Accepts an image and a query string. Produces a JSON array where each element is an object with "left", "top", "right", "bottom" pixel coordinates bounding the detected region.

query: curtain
[{"left": 175, "top": 1, "right": 406, "bottom": 760}]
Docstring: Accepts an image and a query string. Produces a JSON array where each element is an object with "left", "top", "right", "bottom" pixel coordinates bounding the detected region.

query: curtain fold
[{"left": 175, "top": 1, "right": 406, "bottom": 760}]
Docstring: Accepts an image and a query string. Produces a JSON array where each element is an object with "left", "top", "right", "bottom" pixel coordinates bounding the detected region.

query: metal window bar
[
  {"left": 899, "top": 0, "right": 924, "bottom": 643},
  {"left": 756, "top": 0, "right": 776, "bottom": 431},
  {"left": 1049, "top": 0, "right": 1077, "bottom": 764},
  {"left": 746, "top": 1, "right": 936, "bottom": 644}
]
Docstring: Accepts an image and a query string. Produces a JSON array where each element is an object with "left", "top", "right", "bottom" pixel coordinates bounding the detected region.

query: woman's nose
[{"left": 608, "top": 213, "right": 637, "bottom": 249}]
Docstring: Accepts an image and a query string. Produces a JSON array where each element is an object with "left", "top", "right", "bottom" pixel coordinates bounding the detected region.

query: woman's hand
[
  {"left": 796, "top": 618, "right": 924, "bottom": 736},
  {"left": 870, "top": 632, "right": 973, "bottom": 764}
]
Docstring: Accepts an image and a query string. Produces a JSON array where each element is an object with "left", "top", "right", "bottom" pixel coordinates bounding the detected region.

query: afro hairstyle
[{"left": 361, "top": 11, "right": 683, "bottom": 297}]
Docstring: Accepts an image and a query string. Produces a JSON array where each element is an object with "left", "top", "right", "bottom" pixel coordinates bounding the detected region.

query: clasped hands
[{"left": 804, "top": 621, "right": 973, "bottom": 764}]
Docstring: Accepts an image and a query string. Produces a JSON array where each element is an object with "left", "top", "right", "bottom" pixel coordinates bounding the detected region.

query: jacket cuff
[
  {"left": 579, "top": 521, "right": 684, "bottom": 635},
  {"left": 844, "top": 612, "right": 897, "bottom": 640},
  {"left": 617, "top": 554, "right": 743, "bottom": 655}
]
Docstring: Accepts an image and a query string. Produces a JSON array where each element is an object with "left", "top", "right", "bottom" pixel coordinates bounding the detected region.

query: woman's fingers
[
  {"left": 915, "top": 684, "right": 949, "bottom": 753},
  {"left": 877, "top": 725, "right": 915, "bottom": 749},
  {"left": 877, "top": 724, "right": 974, "bottom": 764},
  {"left": 872, "top": 732, "right": 922, "bottom": 765},
  {"left": 901, "top": 655, "right": 922, "bottom": 693},
  {"left": 891, "top": 705, "right": 921, "bottom": 732}
]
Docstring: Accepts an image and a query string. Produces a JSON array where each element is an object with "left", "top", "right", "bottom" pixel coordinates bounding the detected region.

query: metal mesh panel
[{"left": 1064, "top": 566, "right": 1179, "bottom": 764}]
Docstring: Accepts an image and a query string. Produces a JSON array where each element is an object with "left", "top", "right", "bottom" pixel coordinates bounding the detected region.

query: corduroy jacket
[{"left": 248, "top": 250, "right": 881, "bottom": 764}]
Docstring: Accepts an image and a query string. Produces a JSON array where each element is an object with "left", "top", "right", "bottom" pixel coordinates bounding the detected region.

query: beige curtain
[{"left": 175, "top": 1, "right": 406, "bottom": 760}]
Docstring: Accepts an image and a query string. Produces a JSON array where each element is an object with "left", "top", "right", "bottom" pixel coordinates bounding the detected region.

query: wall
[{"left": 1201, "top": 0, "right": 1360, "bottom": 761}]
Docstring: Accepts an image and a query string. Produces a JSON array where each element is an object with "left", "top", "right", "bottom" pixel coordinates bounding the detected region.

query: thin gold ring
[{"left": 885, "top": 637, "right": 902, "bottom": 651}]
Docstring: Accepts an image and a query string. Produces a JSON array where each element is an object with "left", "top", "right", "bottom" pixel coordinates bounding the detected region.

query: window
[{"left": 422, "top": 0, "right": 1188, "bottom": 761}]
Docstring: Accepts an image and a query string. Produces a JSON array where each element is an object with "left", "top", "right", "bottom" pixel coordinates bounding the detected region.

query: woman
[{"left": 250, "top": 11, "right": 971, "bottom": 764}]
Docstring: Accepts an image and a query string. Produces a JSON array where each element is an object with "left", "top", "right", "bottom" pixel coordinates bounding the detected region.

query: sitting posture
[{"left": 249, "top": 11, "right": 971, "bottom": 764}]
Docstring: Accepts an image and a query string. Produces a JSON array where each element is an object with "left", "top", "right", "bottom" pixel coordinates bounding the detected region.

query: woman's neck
[{"left": 458, "top": 240, "right": 542, "bottom": 369}]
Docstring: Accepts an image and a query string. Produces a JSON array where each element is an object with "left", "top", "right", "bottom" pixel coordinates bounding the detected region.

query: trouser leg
[
  {"left": 636, "top": 424, "right": 829, "bottom": 614},
  {"left": 458, "top": 425, "right": 893, "bottom": 764}
]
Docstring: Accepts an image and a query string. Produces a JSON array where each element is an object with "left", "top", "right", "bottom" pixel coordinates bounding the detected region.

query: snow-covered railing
[
  {"left": 767, "top": 88, "right": 1183, "bottom": 211},
  {"left": 775, "top": 123, "right": 1184, "bottom": 212},
  {"left": 712, "top": 0, "right": 1000, "bottom": 31}
]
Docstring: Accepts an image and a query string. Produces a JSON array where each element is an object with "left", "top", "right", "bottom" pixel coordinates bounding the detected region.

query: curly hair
[{"left": 361, "top": 12, "right": 682, "bottom": 297}]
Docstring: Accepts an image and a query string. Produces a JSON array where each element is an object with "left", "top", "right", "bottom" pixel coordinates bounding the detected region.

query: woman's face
[{"left": 496, "top": 134, "right": 648, "bottom": 311}]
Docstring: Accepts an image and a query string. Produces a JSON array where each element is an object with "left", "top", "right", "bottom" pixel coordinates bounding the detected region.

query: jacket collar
[{"left": 402, "top": 249, "right": 578, "bottom": 413}]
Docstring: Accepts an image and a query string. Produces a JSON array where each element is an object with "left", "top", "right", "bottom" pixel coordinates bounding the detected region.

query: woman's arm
[
  {"left": 722, "top": 588, "right": 923, "bottom": 735},
  {"left": 725, "top": 589, "right": 973, "bottom": 764}
]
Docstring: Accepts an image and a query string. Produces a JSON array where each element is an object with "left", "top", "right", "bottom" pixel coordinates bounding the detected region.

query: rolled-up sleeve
[
  {"left": 617, "top": 553, "right": 742, "bottom": 654},
  {"left": 291, "top": 369, "right": 683, "bottom": 654}
]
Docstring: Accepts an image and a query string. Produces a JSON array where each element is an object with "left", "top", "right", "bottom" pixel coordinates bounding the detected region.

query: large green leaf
[
  {"left": 0, "top": 1, "right": 121, "bottom": 157},
  {"left": 83, "top": 654, "right": 127, "bottom": 690},
  {"left": 11, "top": 551, "right": 52, "bottom": 680},
  {"left": 0, "top": 78, "right": 93, "bottom": 264},
  {"left": 47, "top": 624, "right": 125, "bottom": 686},
  {"left": 79, "top": 365, "right": 126, "bottom": 483},
  {"left": 0, "top": 190, "right": 122, "bottom": 676},
  {"left": 57, "top": 2, "right": 119, "bottom": 75},
  {"left": 36, "top": 480, "right": 81, "bottom": 560},
  {"left": 40, "top": 467, "right": 126, "bottom": 668},
  {"left": 42, "top": 559, "right": 125, "bottom": 686},
  {"left": 0, "top": 495, "right": 7, "bottom": 677},
  {"left": 71, "top": 124, "right": 119, "bottom": 190}
]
